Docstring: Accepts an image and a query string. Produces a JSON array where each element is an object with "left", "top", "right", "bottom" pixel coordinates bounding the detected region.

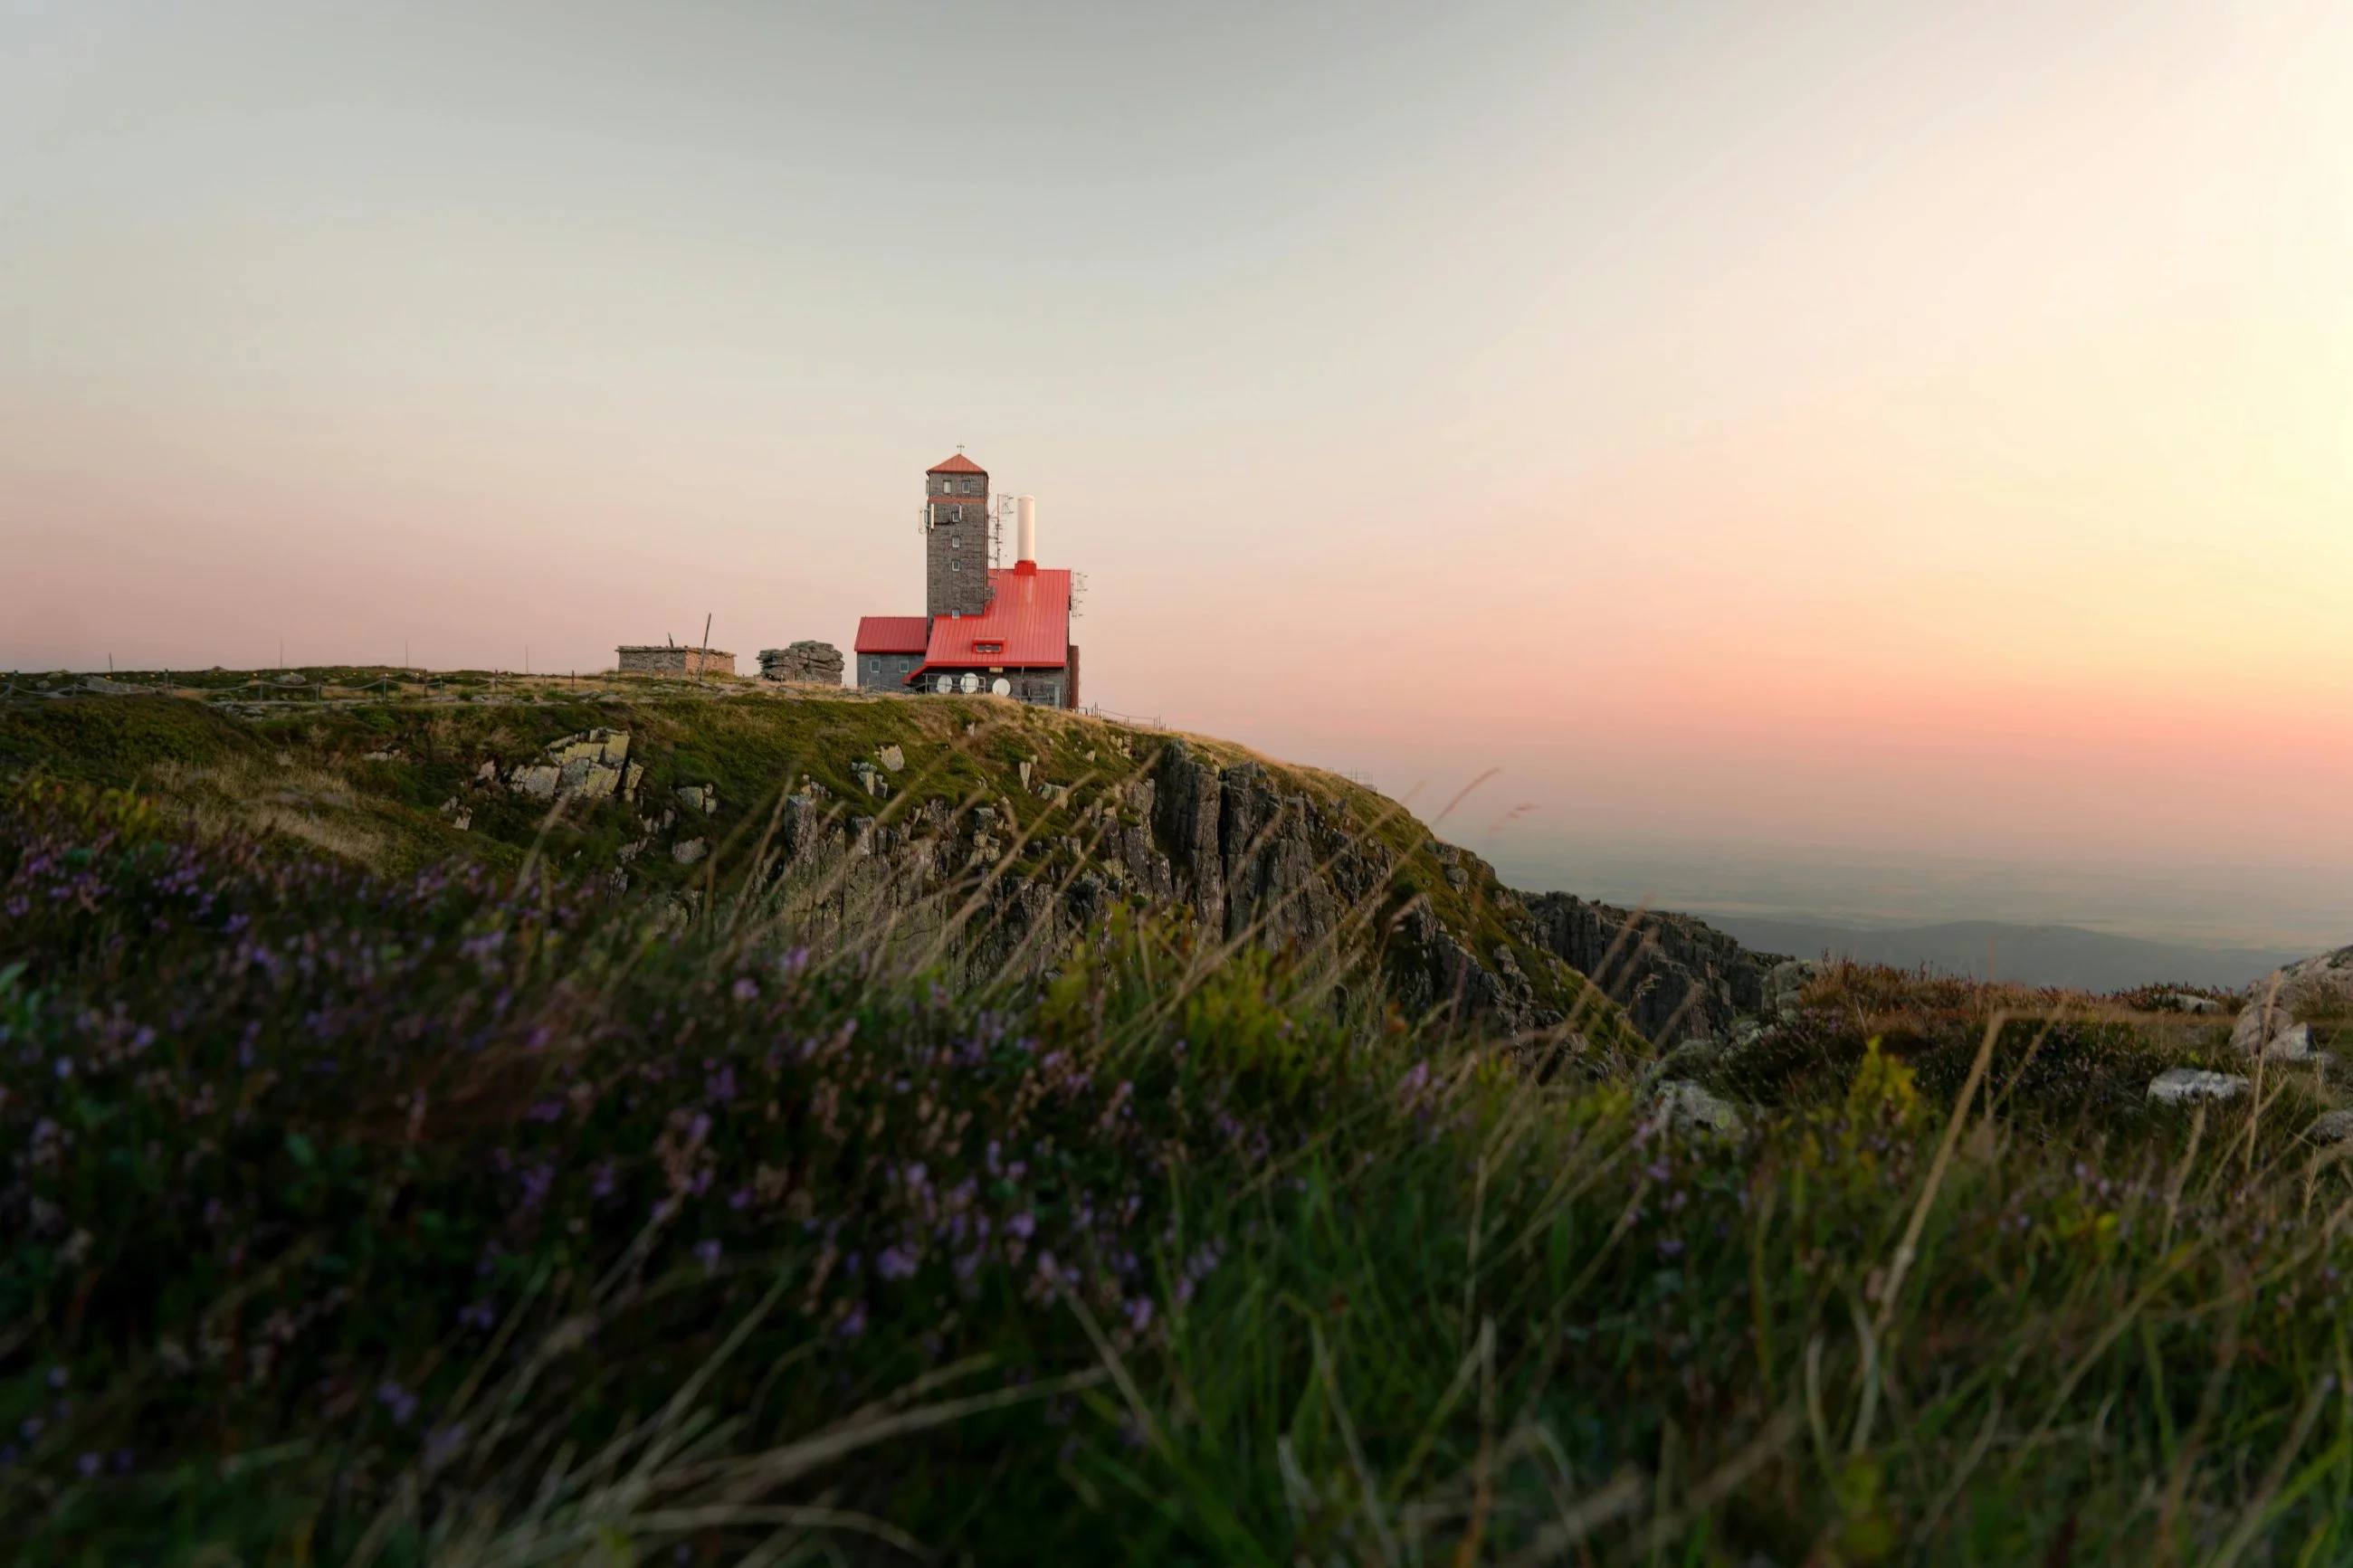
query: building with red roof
[{"left": 853, "top": 453, "right": 1080, "bottom": 707}]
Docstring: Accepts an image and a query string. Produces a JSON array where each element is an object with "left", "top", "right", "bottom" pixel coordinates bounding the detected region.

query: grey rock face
[
  {"left": 1151, "top": 740, "right": 1226, "bottom": 936},
  {"left": 1523, "top": 895, "right": 1785, "bottom": 1043},
  {"left": 1649, "top": 1079, "right": 1744, "bottom": 1135},
  {"left": 2306, "top": 1109, "right": 2353, "bottom": 1145},
  {"left": 2158, "top": 993, "right": 2225, "bottom": 1014},
  {"left": 509, "top": 730, "right": 636, "bottom": 805},
  {"left": 672, "top": 839, "right": 708, "bottom": 865},
  {"left": 757, "top": 641, "right": 845, "bottom": 685},
  {"left": 2148, "top": 1068, "right": 2248, "bottom": 1105},
  {"left": 1766, "top": 960, "right": 1818, "bottom": 1023},
  {"left": 2231, "top": 945, "right": 2351, "bottom": 1059},
  {"left": 878, "top": 745, "right": 905, "bottom": 774},
  {"left": 2264, "top": 1022, "right": 2315, "bottom": 1061}
]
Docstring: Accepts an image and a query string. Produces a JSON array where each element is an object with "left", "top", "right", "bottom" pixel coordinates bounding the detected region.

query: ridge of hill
[
  {"left": 0, "top": 671, "right": 1658, "bottom": 1050},
  {"left": 1692, "top": 913, "right": 2312, "bottom": 993}
]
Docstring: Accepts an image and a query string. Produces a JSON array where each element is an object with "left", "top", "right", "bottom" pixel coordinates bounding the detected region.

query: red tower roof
[{"left": 927, "top": 453, "right": 986, "bottom": 475}]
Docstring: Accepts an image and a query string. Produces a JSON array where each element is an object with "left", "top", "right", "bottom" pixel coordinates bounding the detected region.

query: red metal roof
[
  {"left": 927, "top": 453, "right": 986, "bottom": 475},
  {"left": 854, "top": 615, "right": 930, "bottom": 655},
  {"left": 910, "top": 568, "right": 1070, "bottom": 678}
]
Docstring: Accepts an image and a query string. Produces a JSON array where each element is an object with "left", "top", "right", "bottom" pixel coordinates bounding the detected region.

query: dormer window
[{"left": 972, "top": 641, "right": 1003, "bottom": 655}]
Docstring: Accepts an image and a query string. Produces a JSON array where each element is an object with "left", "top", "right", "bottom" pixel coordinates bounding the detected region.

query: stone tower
[{"left": 924, "top": 453, "right": 994, "bottom": 618}]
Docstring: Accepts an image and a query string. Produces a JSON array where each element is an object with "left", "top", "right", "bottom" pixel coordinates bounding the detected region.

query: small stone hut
[{"left": 615, "top": 644, "right": 736, "bottom": 677}]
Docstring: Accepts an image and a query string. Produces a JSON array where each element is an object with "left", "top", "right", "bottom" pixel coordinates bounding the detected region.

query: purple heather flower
[
  {"left": 878, "top": 1245, "right": 919, "bottom": 1280},
  {"left": 78, "top": 1452, "right": 100, "bottom": 1478},
  {"left": 693, "top": 1239, "right": 722, "bottom": 1272},
  {"left": 377, "top": 1381, "right": 419, "bottom": 1425},
  {"left": 46, "top": 1367, "right": 66, "bottom": 1390},
  {"left": 1006, "top": 1212, "right": 1035, "bottom": 1240},
  {"left": 459, "top": 1300, "right": 496, "bottom": 1330},
  {"left": 838, "top": 1302, "right": 868, "bottom": 1338},
  {"left": 732, "top": 977, "right": 758, "bottom": 1002}
]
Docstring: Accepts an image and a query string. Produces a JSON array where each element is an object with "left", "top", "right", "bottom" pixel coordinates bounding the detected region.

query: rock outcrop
[
  {"left": 506, "top": 730, "right": 643, "bottom": 805},
  {"left": 1646, "top": 1079, "right": 1745, "bottom": 1136},
  {"left": 2230, "top": 945, "right": 2350, "bottom": 1060},
  {"left": 2148, "top": 1069, "right": 2248, "bottom": 1105},
  {"left": 758, "top": 642, "right": 845, "bottom": 686},
  {"left": 1522, "top": 894, "right": 1786, "bottom": 1042},
  {"left": 716, "top": 734, "right": 1590, "bottom": 1039}
]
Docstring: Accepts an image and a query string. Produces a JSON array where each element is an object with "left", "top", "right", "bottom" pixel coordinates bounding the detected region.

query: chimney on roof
[{"left": 1016, "top": 495, "right": 1037, "bottom": 570}]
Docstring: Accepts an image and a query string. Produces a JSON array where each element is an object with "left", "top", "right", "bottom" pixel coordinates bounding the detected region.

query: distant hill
[{"left": 1685, "top": 914, "right": 2313, "bottom": 993}]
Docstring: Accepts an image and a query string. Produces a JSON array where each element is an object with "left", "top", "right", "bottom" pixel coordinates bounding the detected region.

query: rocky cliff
[{"left": 1524, "top": 894, "right": 1788, "bottom": 1043}]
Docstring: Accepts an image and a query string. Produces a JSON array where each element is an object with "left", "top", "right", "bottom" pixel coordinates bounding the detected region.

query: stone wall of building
[
  {"left": 925, "top": 469, "right": 995, "bottom": 618},
  {"left": 913, "top": 669, "right": 1066, "bottom": 706},
  {"left": 857, "top": 651, "right": 924, "bottom": 693},
  {"left": 926, "top": 519, "right": 993, "bottom": 617},
  {"left": 615, "top": 646, "right": 736, "bottom": 677},
  {"left": 757, "top": 641, "right": 844, "bottom": 685}
]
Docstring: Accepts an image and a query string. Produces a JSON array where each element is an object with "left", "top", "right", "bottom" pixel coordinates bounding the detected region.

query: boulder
[
  {"left": 2264, "top": 1022, "right": 2314, "bottom": 1061},
  {"left": 1648, "top": 1079, "right": 1744, "bottom": 1136},
  {"left": 509, "top": 730, "right": 634, "bottom": 805},
  {"left": 878, "top": 745, "right": 905, "bottom": 774},
  {"left": 2231, "top": 945, "right": 2353, "bottom": 1059},
  {"left": 2305, "top": 1109, "right": 2353, "bottom": 1145},
  {"left": 2157, "top": 993, "right": 2224, "bottom": 1014},
  {"left": 1767, "top": 959, "right": 1819, "bottom": 1022},
  {"left": 2148, "top": 1069, "right": 2248, "bottom": 1105},
  {"left": 757, "top": 641, "right": 845, "bottom": 686}
]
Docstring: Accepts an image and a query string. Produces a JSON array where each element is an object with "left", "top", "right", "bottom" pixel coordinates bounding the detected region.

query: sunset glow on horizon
[{"left": 5, "top": 1, "right": 2349, "bottom": 936}]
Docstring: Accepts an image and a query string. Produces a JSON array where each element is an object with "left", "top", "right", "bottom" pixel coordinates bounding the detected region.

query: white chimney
[{"left": 1016, "top": 495, "right": 1037, "bottom": 565}]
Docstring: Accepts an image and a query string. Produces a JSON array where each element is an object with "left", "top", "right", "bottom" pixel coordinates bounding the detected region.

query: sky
[{"left": 5, "top": 1, "right": 2350, "bottom": 944}]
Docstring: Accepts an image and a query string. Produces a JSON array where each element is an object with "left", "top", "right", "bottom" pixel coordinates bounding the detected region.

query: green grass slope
[{"left": 0, "top": 678, "right": 1614, "bottom": 1033}]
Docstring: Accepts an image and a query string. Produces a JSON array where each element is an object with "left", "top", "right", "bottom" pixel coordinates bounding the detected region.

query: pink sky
[{"left": 5, "top": 2, "right": 2349, "bottom": 936}]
